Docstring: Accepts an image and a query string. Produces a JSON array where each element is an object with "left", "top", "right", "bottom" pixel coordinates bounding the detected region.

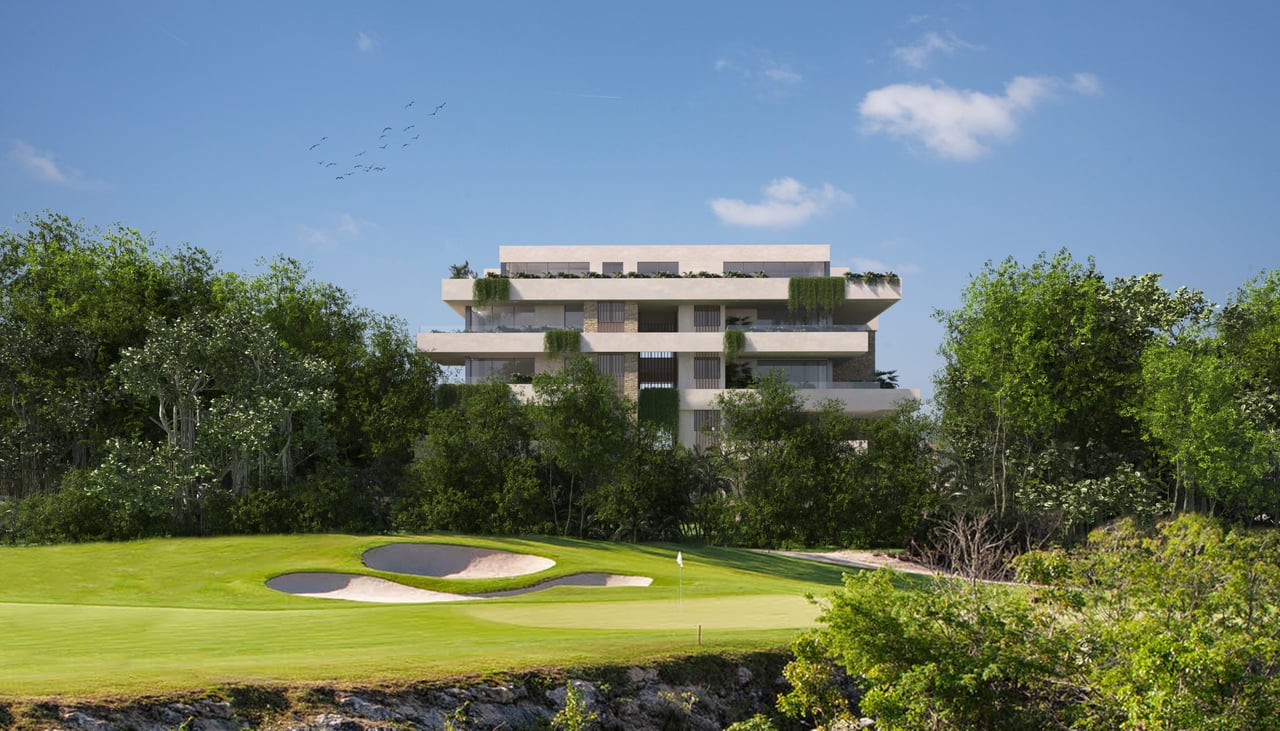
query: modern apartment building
[{"left": 417, "top": 245, "right": 919, "bottom": 448}]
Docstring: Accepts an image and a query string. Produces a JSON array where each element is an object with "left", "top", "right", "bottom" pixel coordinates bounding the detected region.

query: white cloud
[
  {"left": 1071, "top": 72, "right": 1103, "bottom": 95},
  {"left": 763, "top": 67, "right": 803, "bottom": 85},
  {"left": 714, "top": 51, "right": 803, "bottom": 93},
  {"left": 860, "top": 75, "right": 1067, "bottom": 159},
  {"left": 356, "top": 31, "right": 380, "bottom": 53},
  {"left": 299, "top": 213, "right": 370, "bottom": 250},
  {"left": 710, "top": 178, "right": 853, "bottom": 228},
  {"left": 11, "top": 140, "right": 70, "bottom": 184},
  {"left": 893, "top": 31, "right": 978, "bottom": 69}
]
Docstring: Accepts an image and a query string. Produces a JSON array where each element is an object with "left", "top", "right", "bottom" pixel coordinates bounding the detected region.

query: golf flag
[{"left": 676, "top": 551, "right": 683, "bottom": 567}]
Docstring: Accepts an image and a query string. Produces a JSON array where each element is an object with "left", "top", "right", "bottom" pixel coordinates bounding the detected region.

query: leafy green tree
[
  {"left": 933, "top": 252, "right": 1207, "bottom": 531},
  {"left": 594, "top": 420, "right": 697, "bottom": 541},
  {"left": 0, "top": 214, "right": 225, "bottom": 499},
  {"left": 532, "top": 356, "right": 632, "bottom": 537},
  {"left": 397, "top": 381, "right": 545, "bottom": 534},
  {"left": 714, "top": 373, "right": 853, "bottom": 547}
]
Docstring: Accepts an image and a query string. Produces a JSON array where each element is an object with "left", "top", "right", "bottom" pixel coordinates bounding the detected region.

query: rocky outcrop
[{"left": 2, "top": 652, "right": 794, "bottom": 730}]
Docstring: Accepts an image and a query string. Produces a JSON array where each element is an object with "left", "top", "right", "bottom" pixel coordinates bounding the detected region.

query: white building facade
[{"left": 418, "top": 245, "right": 919, "bottom": 448}]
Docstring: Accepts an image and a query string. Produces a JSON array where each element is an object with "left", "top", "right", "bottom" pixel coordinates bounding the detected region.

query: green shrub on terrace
[
  {"left": 787, "top": 277, "right": 845, "bottom": 315},
  {"left": 544, "top": 329, "right": 581, "bottom": 355},
  {"left": 473, "top": 276, "right": 510, "bottom": 306}
]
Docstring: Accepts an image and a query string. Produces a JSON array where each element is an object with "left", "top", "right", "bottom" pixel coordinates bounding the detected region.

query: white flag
[{"left": 676, "top": 551, "right": 683, "bottom": 567}]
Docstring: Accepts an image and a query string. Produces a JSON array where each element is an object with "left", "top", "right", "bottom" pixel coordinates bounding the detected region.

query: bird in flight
[
  {"left": 355, "top": 151, "right": 366, "bottom": 157},
  {"left": 411, "top": 134, "right": 419, "bottom": 140},
  {"left": 335, "top": 175, "right": 344, "bottom": 180},
  {"left": 325, "top": 162, "right": 337, "bottom": 167},
  {"left": 379, "top": 144, "right": 388, "bottom": 149},
  {"left": 382, "top": 126, "right": 393, "bottom": 133},
  {"left": 429, "top": 102, "right": 446, "bottom": 116},
  {"left": 404, "top": 124, "right": 415, "bottom": 132},
  {"left": 405, "top": 101, "right": 415, "bottom": 108},
  {"left": 309, "top": 143, "right": 321, "bottom": 151},
  {"left": 402, "top": 143, "right": 411, "bottom": 148}
]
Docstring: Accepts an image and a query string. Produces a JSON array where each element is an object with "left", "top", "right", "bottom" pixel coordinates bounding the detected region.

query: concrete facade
[{"left": 418, "top": 245, "right": 918, "bottom": 448}]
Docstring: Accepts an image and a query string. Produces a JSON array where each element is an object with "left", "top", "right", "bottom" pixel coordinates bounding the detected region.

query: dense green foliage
[
  {"left": 543, "top": 328, "right": 581, "bottom": 355},
  {"left": 779, "top": 515, "right": 1280, "bottom": 730},
  {"left": 723, "top": 328, "right": 746, "bottom": 360},
  {"left": 637, "top": 387, "right": 679, "bottom": 435},
  {"left": 472, "top": 275, "right": 510, "bottom": 306},
  {"left": 0, "top": 214, "right": 438, "bottom": 542},
  {"left": 933, "top": 250, "right": 1279, "bottom": 539},
  {"left": 787, "top": 276, "right": 846, "bottom": 315}
]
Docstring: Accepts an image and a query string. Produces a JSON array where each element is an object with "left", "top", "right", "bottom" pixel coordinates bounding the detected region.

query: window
[
  {"left": 756, "top": 359, "right": 832, "bottom": 388},
  {"left": 563, "top": 303, "right": 584, "bottom": 330},
  {"left": 466, "top": 357, "right": 535, "bottom": 384},
  {"left": 694, "top": 305, "right": 721, "bottom": 332},
  {"left": 596, "top": 301, "right": 625, "bottom": 332},
  {"left": 722, "top": 261, "right": 829, "bottom": 277},
  {"left": 694, "top": 354, "right": 721, "bottom": 388},
  {"left": 694, "top": 410, "right": 722, "bottom": 451},
  {"left": 602, "top": 261, "right": 623, "bottom": 275},
  {"left": 637, "top": 261, "right": 678, "bottom": 275},
  {"left": 466, "top": 304, "right": 537, "bottom": 332},
  {"left": 501, "top": 261, "right": 590, "bottom": 276},
  {"left": 639, "top": 352, "right": 676, "bottom": 388},
  {"left": 594, "top": 353, "right": 625, "bottom": 392}
]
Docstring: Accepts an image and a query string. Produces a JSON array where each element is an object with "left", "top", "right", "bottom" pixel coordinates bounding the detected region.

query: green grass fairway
[{"left": 0, "top": 535, "right": 855, "bottom": 698}]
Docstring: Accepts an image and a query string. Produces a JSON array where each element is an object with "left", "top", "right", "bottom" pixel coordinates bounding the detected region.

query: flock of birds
[{"left": 309, "top": 100, "right": 446, "bottom": 180}]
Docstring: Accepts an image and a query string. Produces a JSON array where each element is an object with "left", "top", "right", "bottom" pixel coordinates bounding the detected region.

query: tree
[
  {"left": 531, "top": 356, "right": 632, "bottom": 537},
  {"left": 397, "top": 381, "right": 545, "bottom": 534},
  {"left": 933, "top": 252, "right": 1206, "bottom": 530}
]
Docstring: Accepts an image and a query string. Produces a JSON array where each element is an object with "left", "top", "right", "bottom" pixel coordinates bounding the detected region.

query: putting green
[{"left": 0, "top": 534, "right": 854, "bottom": 697}]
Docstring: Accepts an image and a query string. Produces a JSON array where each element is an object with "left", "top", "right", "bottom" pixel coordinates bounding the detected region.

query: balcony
[{"left": 681, "top": 385, "right": 920, "bottom": 416}]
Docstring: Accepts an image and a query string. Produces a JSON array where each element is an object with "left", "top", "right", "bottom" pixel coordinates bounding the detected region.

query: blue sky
[{"left": 4, "top": 2, "right": 1278, "bottom": 401}]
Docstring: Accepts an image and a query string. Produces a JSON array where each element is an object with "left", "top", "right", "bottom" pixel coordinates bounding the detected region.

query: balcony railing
[{"left": 725, "top": 323, "right": 872, "bottom": 333}]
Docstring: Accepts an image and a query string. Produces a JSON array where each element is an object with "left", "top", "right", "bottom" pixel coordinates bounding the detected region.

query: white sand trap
[
  {"left": 266, "top": 571, "right": 653, "bottom": 603},
  {"left": 265, "top": 572, "right": 473, "bottom": 603},
  {"left": 483, "top": 572, "right": 653, "bottom": 598},
  {"left": 362, "top": 543, "right": 555, "bottom": 579}
]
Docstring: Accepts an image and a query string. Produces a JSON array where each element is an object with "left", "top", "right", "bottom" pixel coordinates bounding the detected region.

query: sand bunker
[
  {"left": 266, "top": 571, "right": 653, "bottom": 603},
  {"left": 265, "top": 572, "right": 473, "bottom": 604},
  {"left": 363, "top": 543, "right": 555, "bottom": 579}
]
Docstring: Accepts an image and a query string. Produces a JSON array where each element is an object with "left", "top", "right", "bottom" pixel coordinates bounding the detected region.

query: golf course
[{"left": 0, "top": 534, "right": 858, "bottom": 698}]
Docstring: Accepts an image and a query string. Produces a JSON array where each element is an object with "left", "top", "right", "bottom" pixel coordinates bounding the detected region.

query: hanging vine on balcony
[
  {"left": 723, "top": 329, "right": 746, "bottom": 360},
  {"left": 472, "top": 276, "right": 510, "bottom": 307},
  {"left": 788, "top": 276, "right": 846, "bottom": 314},
  {"left": 543, "top": 329, "right": 581, "bottom": 355},
  {"left": 638, "top": 387, "right": 679, "bottom": 434}
]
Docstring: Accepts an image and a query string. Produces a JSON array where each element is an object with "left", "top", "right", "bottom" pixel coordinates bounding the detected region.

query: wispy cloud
[
  {"left": 710, "top": 178, "right": 852, "bottom": 228},
  {"left": 356, "top": 31, "right": 380, "bottom": 53},
  {"left": 9, "top": 139, "right": 103, "bottom": 188},
  {"left": 714, "top": 50, "right": 804, "bottom": 96},
  {"left": 893, "top": 31, "right": 978, "bottom": 69},
  {"left": 298, "top": 213, "right": 371, "bottom": 251},
  {"left": 859, "top": 74, "right": 1099, "bottom": 160},
  {"left": 563, "top": 92, "right": 623, "bottom": 100},
  {"left": 11, "top": 140, "right": 68, "bottom": 184},
  {"left": 1070, "top": 72, "right": 1103, "bottom": 95}
]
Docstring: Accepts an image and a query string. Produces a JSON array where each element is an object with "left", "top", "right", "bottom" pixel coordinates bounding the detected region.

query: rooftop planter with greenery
[
  {"left": 845, "top": 271, "right": 900, "bottom": 285},
  {"left": 472, "top": 276, "right": 511, "bottom": 306},
  {"left": 544, "top": 329, "right": 581, "bottom": 355},
  {"left": 787, "top": 276, "right": 846, "bottom": 315}
]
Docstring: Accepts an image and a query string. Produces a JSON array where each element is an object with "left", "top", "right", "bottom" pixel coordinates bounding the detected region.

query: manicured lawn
[{"left": 0, "top": 534, "right": 854, "bottom": 698}]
